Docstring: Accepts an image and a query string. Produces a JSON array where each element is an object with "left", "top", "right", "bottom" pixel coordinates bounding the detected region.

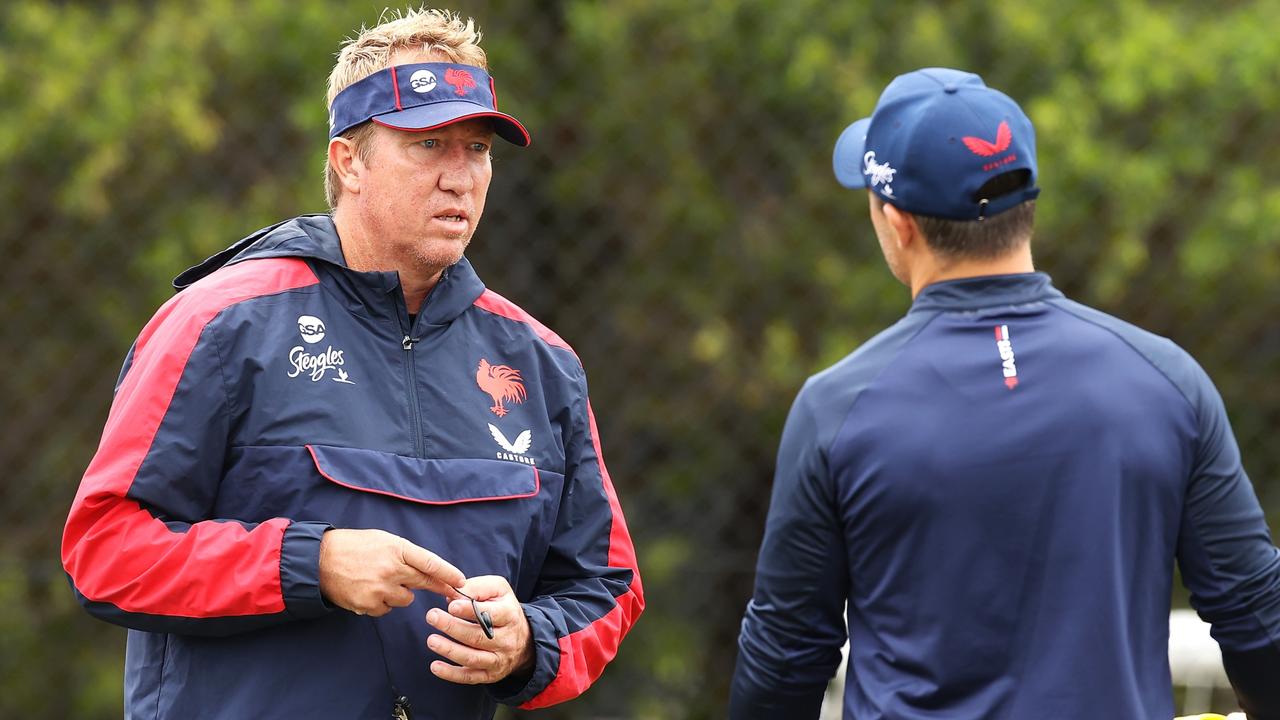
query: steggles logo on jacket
[{"left": 287, "top": 315, "right": 355, "bottom": 385}]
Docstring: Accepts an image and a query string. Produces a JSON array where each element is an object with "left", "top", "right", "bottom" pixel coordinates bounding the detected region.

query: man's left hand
[{"left": 425, "top": 575, "right": 534, "bottom": 685}]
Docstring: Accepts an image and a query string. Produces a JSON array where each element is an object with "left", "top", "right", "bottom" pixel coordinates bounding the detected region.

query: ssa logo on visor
[{"left": 410, "top": 69, "right": 437, "bottom": 93}]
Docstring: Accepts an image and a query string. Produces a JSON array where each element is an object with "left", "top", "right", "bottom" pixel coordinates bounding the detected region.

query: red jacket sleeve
[
  {"left": 512, "top": 401, "right": 645, "bottom": 708},
  {"left": 61, "top": 259, "right": 331, "bottom": 635},
  {"left": 470, "top": 290, "right": 644, "bottom": 706}
]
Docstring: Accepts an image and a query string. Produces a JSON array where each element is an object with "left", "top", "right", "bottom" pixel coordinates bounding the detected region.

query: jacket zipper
[
  {"left": 399, "top": 269, "right": 444, "bottom": 458},
  {"left": 402, "top": 332, "right": 423, "bottom": 458}
]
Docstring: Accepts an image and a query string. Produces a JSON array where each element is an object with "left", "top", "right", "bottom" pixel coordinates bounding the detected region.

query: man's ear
[
  {"left": 882, "top": 202, "right": 920, "bottom": 251},
  {"left": 328, "top": 137, "right": 364, "bottom": 196}
]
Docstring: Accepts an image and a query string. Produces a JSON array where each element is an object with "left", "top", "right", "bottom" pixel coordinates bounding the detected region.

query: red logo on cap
[
  {"left": 444, "top": 68, "right": 478, "bottom": 97},
  {"left": 963, "top": 121, "right": 1012, "bottom": 157}
]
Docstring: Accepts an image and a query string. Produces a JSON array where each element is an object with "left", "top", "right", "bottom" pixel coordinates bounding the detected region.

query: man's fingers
[
  {"left": 320, "top": 529, "right": 467, "bottom": 613},
  {"left": 385, "top": 586, "right": 416, "bottom": 608},
  {"left": 364, "top": 601, "right": 393, "bottom": 618},
  {"left": 447, "top": 596, "right": 509, "bottom": 631},
  {"left": 424, "top": 574, "right": 532, "bottom": 685},
  {"left": 456, "top": 574, "right": 510, "bottom": 601},
  {"left": 426, "top": 632, "right": 497, "bottom": 671},
  {"left": 398, "top": 567, "right": 455, "bottom": 596},
  {"left": 400, "top": 542, "right": 466, "bottom": 590},
  {"left": 450, "top": 575, "right": 519, "bottom": 627},
  {"left": 427, "top": 607, "right": 490, "bottom": 647},
  {"left": 448, "top": 597, "right": 479, "bottom": 622},
  {"left": 430, "top": 659, "right": 491, "bottom": 685}
]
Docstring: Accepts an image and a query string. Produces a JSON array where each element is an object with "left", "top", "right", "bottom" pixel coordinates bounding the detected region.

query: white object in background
[
  {"left": 1168, "top": 608, "right": 1230, "bottom": 715},
  {"left": 1168, "top": 609, "right": 1228, "bottom": 685},
  {"left": 819, "top": 641, "right": 850, "bottom": 720}
]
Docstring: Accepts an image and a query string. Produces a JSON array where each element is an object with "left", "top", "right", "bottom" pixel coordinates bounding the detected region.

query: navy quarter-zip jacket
[
  {"left": 62, "top": 215, "right": 643, "bottom": 719},
  {"left": 732, "top": 273, "right": 1280, "bottom": 719}
]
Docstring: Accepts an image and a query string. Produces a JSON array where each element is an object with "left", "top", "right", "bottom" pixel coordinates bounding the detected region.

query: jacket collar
[
  {"left": 172, "top": 214, "right": 486, "bottom": 326},
  {"left": 908, "top": 272, "right": 1062, "bottom": 314}
]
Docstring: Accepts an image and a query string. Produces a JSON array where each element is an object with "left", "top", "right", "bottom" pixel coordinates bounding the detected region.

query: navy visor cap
[{"left": 329, "top": 62, "right": 530, "bottom": 146}]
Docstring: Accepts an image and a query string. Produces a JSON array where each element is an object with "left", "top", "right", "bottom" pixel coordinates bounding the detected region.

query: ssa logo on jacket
[{"left": 287, "top": 314, "right": 355, "bottom": 384}]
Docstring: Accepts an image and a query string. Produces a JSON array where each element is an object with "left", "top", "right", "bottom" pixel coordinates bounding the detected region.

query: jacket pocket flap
[{"left": 307, "top": 445, "right": 539, "bottom": 505}]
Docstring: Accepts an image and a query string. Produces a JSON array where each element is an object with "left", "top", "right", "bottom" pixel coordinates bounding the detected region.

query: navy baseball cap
[
  {"left": 833, "top": 68, "right": 1039, "bottom": 220},
  {"left": 328, "top": 62, "right": 530, "bottom": 146}
]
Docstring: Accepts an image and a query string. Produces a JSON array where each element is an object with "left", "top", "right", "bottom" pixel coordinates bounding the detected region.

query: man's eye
[
  {"left": 470, "top": 142, "right": 490, "bottom": 153},
  {"left": 420, "top": 139, "right": 438, "bottom": 149}
]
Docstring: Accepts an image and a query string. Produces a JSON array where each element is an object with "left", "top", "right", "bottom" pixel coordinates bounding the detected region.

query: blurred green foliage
[{"left": 1, "top": 1, "right": 1277, "bottom": 718}]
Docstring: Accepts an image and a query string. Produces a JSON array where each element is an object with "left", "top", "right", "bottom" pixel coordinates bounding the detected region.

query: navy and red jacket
[
  {"left": 731, "top": 273, "right": 1280, "bottom": 719},
  {"left": 62, "top": 215, "right": 643, "bottom": 719}
]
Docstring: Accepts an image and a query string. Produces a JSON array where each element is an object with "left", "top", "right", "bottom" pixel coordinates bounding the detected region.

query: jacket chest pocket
[{"left": 306, "top": 445, "right": 560, "bottom": 584}]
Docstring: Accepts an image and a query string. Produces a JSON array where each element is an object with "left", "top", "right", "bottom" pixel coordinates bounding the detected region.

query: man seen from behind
[{"left": 731, "top": 68, "right": 1280, "bottom": 719}]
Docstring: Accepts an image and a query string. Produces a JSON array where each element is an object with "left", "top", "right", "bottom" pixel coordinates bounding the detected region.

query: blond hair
[{"left": 324, "top": 7, "right": 488, "bottom": 209}]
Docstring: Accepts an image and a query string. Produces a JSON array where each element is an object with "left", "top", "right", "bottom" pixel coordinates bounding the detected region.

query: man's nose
[{"left": 436, "top": 151, "right": 474, "bottom": 193}]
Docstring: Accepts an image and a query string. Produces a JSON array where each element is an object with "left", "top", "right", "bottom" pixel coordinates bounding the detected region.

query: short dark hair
[{"left": 876, "top": 170, "right": 1036, "bottom": 260}]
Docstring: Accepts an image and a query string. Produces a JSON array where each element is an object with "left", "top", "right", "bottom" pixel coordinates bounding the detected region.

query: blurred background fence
[{"left": 2, "top": 1, "right": 1279, "bottom": 717}]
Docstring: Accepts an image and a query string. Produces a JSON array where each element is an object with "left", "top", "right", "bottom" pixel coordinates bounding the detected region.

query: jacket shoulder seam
[
  {"left": 470, "top": 292, "right": 580, "bottom": 360},
  {"left": 821, "top": 310, "right": 944, "bottom": 459},
  {"left": 1046, "top": 299, "right": 1199, "bottom": 415},
  {"left": 207, "top": 323, "right": 237, "bottom": 425}
]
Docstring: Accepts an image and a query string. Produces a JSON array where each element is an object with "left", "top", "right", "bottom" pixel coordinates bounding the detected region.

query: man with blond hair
[{"left": 62, "top": 8, "right": 643, "bottom": 718}]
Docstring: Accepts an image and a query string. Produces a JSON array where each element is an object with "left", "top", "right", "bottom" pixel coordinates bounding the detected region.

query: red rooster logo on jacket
[{"left": 476, "top": 358, "right": 526, "bottom": 417}]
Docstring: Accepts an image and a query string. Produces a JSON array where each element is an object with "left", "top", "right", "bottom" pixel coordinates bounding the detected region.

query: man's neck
[
  {"left": 909, "top": 244, "right": 1035, "bottom": 299},
  {"left": 332, "top": 208, "right": 442, "bottom": 313}
]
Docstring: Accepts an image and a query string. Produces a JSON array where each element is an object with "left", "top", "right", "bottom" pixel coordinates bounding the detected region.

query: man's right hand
[{"left": 318, "top": 528, "right": 466, "bottom": 617}]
